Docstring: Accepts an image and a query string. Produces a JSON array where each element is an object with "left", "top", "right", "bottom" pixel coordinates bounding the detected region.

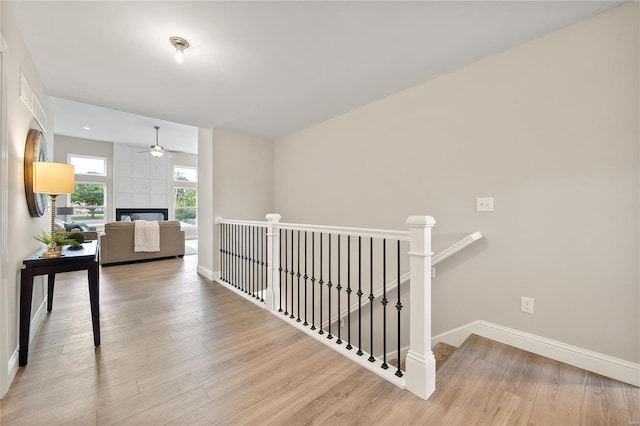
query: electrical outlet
[{"left": 521, "top": 296, "right": 534, "bottom": 314}]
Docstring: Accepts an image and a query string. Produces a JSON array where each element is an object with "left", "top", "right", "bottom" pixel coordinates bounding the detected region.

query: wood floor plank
[
  {"left": 2, "top": 256, "right": 637, "bottom": 426},
  {"left": 112, "top": 386, "right": 211, "bottom": 426}
]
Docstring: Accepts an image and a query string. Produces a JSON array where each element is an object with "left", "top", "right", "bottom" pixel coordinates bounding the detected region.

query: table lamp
[{"left": 33, "top": 162, "right": 75, "bottom": 258}]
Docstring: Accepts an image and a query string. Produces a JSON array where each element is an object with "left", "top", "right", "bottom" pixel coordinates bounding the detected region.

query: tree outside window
[
  {"left": 71, "top": 183, "right": 105, "bottom": 219},
  {"left": 175, "top": 187, "right": 197, "bottom": 225}
]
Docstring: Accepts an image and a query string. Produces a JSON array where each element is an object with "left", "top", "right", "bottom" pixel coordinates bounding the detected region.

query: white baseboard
[
  {"left": 197, "top": 264, "right": 214, "bottom": 281},
  {"left": 31, "top": 298, "right": 48, "bottom": 343},
  {"left": 5, "top": 297, "right": 49, "bottom": 393},
  {"left": 432, "top": 320, "right": 640, "bottom": 387},
  {"left": 6, "top": 348, "right": 18, "bottom": 395}
]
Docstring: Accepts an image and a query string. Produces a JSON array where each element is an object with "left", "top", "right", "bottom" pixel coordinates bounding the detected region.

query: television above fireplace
[{"left": 115, "top": 208, "right": 168, "bottom": 222}]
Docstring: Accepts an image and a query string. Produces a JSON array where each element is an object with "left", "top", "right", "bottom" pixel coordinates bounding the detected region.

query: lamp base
[{"left": 40, "top": 247, "right": 63, "bottom": 259}]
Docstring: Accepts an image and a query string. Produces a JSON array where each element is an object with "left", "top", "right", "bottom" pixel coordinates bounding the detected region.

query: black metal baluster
[
  {"left": 240, "top": 225, "right": 244, "bottom": 291},
  {"left": 318, "top": 233, "right": 324, "bottom": 335},
  {"left": 239, "top": 225, "right": 243, "bottom": 290},
  {"left": 346, "top": 236, "right": 352, "bottom": 350},
  {"left": 381, "top": 239, "right": 388, "bottom": 369},
  {"left": 260, "top": 226, "right": 265, "bottom": 302},
  {"left": 254, "top": 226, "right": 258, "bottom": 298},
  {"left": 368, "top": 238, "right": 375, "bottom": 362},
  {"left": 336, "top": 234, "right": 342, "bottom": 345},
  {"left": 245, "top": 225, "right": 249, "bottom": 293},
  {"left": 251, "top": 226, "right": 258, "bottom": 297},
  {"left": 228, "top": 223, "right": 231, "bottom": 284},
  {"left": 253, "top": 226, "right": 257, "bottom": 298},
  {"left": 327, "top": 233, "right": 333, "bottom": 340},
  {"left": 303, "top": 231, "right": 309, "bottom": 326},
  {"left": 357, "top": 236, "right": 363, "bottom": 356},
  {"left": 264, "top": 227, "right": 268, "bottom": 302},
  {"left": 283, "top": 229, "right": 289, "bottom": 316},
  {"left": 232, "top": 224, "right": 236, "bottom": 288},
  {"left": 249, "top": 226, "right": 256, "bottom": 296},
  {"left": 223, "top": 223, "right": 227, "bottom": 283},
  {"left": 296, "top": 231, "right": 301, "bottom": 322},
  {"left": 248, "top": 225, "right": 252, "bottom": 294},
  {"left": 396, "top": 240, "right": 403, "bottom": 377},
  {"left": 219, "top": 223, "right": 223, "bottom": 282},
  {"left": 247, "top": 225, "right": 251, "bottom": 294},
  {"left": 278, "top": 228, "right": 283, "bottom": 312},
  {"left": 311, "top": 232, "right": 316, "bottom": 330},
  {"left": 228, "top": 223, "right": 232, "bottom": 285},
  {"left": 290, "top": 230, "right": 295, "bottom": 319}
]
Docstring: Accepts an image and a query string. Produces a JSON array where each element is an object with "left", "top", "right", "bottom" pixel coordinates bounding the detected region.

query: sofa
[
  {"left": 54, "top": 219, "right": 99, "bottom": 240},
  {"left": 99, "top": 220, "right": 185, "bottom": 265}
]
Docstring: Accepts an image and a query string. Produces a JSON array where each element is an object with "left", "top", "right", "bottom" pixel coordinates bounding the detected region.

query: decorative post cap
[
  {"left": 265, "top": 213, "right": 282, "bottom": 223},
  {"left": 406, "top": 216, "right": 436, "bottom": 228}
]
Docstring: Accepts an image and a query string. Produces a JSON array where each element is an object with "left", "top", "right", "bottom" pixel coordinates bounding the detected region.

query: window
[
  {"left": 68, "top": 154, "right": 107, "bottom": 176},
  {"left": 174, "top": 166, "right": 197, "bottom": 182},
  {"left": 69, "top": 183, "right": 106, "bottom": 227},
  {"left": 174, "top": 187, "right": 197, "bottom": 225}
]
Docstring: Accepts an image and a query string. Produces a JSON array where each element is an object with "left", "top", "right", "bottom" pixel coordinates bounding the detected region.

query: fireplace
[{"left": 115, "top": 208, "right": 168, "bottom": 222}]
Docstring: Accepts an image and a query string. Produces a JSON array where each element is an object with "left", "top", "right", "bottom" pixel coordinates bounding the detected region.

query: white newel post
[
  {"left": 405, "top": 215, "right": 436, "bottom": 400},
  {"left": 265, "top": 214, "right": 281, "bottom": 312}
]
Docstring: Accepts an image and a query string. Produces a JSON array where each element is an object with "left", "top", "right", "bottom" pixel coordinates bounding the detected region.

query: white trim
[
  {"left": 431, "top": 320, "right": 640, "bottom": 387},
  {"left": 278, "top": 222, "right": 410, "bottom": 241},
  {"left": 0, "top": 40, "right": 9, "bottom": 397},
  {"left": 269, "top": 305, "right": 407, "bottom": 389},
  {"left": 196, "top": 264, "right": 214, "bottom": 281},
  {"left": 431, "top": 231, "right": 483, "bottom": 265},
  {"left": 7, "top": 348, "right": 18, "bottom": 387},
  {"left": 30, "top": 298, "right": 48, "bottom": 344},
  {"left": 431, "top": 320, "right": 483, "bottom": 348},
  {"left": 213, "top": 278, "right": 266, "bottom": 309},
  {"left": 4, "top": 298, "right": 49, "bottom": 391}
]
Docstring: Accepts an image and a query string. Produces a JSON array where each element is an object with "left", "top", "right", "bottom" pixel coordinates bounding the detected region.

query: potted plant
[
  {"left": 64, "top": 232, "right": 85, "bottom": 249},
  {"left": 33, "top": 230, "right": 81, "bottom": 249}
]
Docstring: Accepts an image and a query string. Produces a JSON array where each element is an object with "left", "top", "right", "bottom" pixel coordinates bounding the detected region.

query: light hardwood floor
[{"left": 1, "top": 255, "right": 638, "bottom": 425}]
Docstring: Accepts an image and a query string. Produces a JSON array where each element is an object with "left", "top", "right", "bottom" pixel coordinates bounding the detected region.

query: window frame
[
  {"left": 67, "top": 154, "right": 107, "bottom": 177},
  {"left": 173, "top": 165, "right": 197, "bottom": 183}
]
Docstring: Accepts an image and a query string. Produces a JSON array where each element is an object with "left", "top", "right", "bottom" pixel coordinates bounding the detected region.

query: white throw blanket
[{"left": 134, "top": 220, "right": 160, "bottom": 252}]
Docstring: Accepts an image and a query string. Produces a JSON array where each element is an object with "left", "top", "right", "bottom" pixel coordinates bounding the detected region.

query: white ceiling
[{"left": 8, "top": 1, "right": 624, "bottom": 154}]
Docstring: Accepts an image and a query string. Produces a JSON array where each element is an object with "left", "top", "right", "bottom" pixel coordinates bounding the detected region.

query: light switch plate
[{"left": 477, "top": 197, "right": 494, "bottom": 212}]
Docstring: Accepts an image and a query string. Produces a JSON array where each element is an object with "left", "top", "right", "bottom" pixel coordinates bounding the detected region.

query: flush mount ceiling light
[{"left": 169, "top": 36, "right": 189, "bottom": 63}]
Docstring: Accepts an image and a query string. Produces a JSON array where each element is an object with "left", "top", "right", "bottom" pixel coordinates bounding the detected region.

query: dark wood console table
[{"left": 19, "top": 240, "right": 100, "bottom": 366}]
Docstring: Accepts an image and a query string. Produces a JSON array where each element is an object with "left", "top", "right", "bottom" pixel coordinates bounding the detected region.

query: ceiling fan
[
  {"left": 138, "top": 125, "right": 168, "bottom": 157},
  {"left": 148, "top": 125, "right": 165, "bottom": 157}
]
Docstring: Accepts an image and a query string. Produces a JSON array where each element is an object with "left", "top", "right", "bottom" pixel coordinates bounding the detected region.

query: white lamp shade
[{"left": 32, "top": 162, "right": 75, "bottom": 194}]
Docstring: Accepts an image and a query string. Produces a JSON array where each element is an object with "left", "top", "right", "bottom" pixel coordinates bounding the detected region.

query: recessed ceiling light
[
  {"left": 169, "top": 36, "right": 190, "bottom": 63},
  {"left": 82, "top": 126, "right": 91, "bottom": 130}
]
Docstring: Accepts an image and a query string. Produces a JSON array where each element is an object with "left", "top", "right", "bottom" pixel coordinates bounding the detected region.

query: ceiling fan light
[{"left": 150, "top": 145, "right": 164, "bottom": 157}]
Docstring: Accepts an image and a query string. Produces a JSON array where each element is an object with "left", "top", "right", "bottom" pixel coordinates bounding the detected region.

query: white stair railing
[
  {"left": 216, "top": 214, "right": 436, "bottom": 400},
  {"left": 324, "top": 231, "right": 484, "bottom": 329}
]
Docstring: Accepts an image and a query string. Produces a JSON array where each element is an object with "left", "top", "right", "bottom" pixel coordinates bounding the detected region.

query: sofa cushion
[{"left": 64, "top": 222, "right": 91, "bottom": 232}]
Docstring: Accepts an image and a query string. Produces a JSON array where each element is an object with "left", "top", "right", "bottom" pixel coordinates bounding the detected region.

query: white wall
[
  {"left": 274, "top": 3, "right": 639, "bottom": 363},
  {"left": 197, "top": 128, "right": 214, "bottom": 276},
  {"left": 0, "top": 2, "right": 54, "bottom": 397},
  {"left": 209, "top": 128, "right": 274, "bottom": 273}
]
